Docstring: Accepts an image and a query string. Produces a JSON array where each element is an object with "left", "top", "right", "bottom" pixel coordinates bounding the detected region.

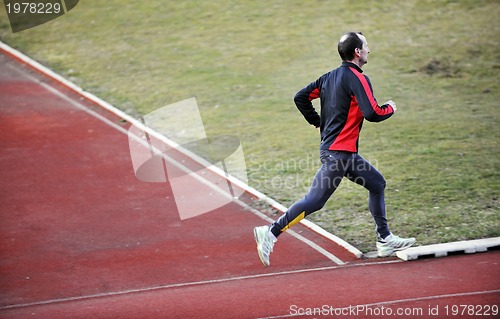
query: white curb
[{"left": 396, "top": 237, "right": 500, "bottom": 261}]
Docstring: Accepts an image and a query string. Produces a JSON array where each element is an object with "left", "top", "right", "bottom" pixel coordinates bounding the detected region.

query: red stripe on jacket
[
  {"left": 329, "top": 96, "right": 363, "bottom": 152},
  {"left": 308, "top": 88, "right": 320, "bottom": 101},
  {"left": 349, "top": 67, "right": 393, "bottom": 116}
]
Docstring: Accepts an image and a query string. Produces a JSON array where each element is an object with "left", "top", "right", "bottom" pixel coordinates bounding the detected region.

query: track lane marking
[
  {"left": 1, "top": 53, "right": 352, "bottom": 310},
  {"left": 0, "top": 260, "right": 403, "bottom": 310},
  {"left": 4, "top": 50, "right": 346, "bottom": 266},
  {"left": 32, "top": 66, "right": 347, "bottom": 266},
  {"left": 0, "top": 40, "right": 363, "bottom": 259}
]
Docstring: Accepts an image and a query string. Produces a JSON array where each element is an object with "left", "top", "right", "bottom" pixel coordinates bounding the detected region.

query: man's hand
[{"left": 385, "top": 100, "right": 397, "bottom": 113}]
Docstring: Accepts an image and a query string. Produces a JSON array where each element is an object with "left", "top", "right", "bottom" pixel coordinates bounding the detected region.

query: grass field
[{"left": 1, "top": 0, "right": 498, "bottom": 252}]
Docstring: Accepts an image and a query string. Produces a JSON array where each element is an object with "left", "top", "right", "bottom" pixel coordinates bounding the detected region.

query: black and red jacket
[{"left": 294, "top": 62, "right": 395, "bottom": 153}]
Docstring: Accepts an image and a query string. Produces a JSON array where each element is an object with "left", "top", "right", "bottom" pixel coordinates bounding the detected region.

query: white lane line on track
[
  {"left": 0, "top": 40, "right": 363, "bottom": 259},
  {"left": 0, "top": 260, "right": 403, "bottom": 311},
  {"left": 0, "top": 51, "right": 349, "bottom": 310},
  {"left": 257, "top": 289, "right": 500, "bottom": 319},
  {"left": 2, "top": 48, "right": 346, "bottom": 266},
  {"left": 2, "top": 44, "right": 348, "bottom": 266},
  {"left": 22, "top": 63, "right": 345, "bottom": 266}
]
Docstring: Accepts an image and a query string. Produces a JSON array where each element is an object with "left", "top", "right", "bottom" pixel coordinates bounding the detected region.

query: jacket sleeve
[
  {"left": 294, "top": 79, "right": 321, "bottom": 127},
  {"left": 350, "top": 73, "right": 394, "bottom": 122}
]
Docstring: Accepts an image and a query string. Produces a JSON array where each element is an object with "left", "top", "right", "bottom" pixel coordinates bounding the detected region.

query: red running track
[{"left": 0, "top": 49, "right": 498, "bottom": 319}]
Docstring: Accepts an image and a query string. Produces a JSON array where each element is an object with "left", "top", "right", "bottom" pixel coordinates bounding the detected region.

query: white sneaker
[
  {"left": 377, "top": 234, "right": 416, "bottom": 257},
  {"left": 254, "top": 226, "right": 276, "bottom": 267}
]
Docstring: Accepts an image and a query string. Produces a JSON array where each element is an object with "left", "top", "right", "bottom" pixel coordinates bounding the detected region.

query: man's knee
[
  {"left": 309, "top": 201, "right": 327, "bottom": 212},
  {"left": 363, "top": 175, "right": 385, "bottom": 194},
  {"left": 303, "top": 195, "right": 328, "bottom": 213},
  {"left": 372, "top": 177, "right": 386, "bottom": 193}
]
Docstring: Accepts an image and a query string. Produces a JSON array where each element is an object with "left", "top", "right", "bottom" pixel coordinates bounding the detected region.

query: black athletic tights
[{"left": 270, "top": 150, "right": 391, "bottom": 240}]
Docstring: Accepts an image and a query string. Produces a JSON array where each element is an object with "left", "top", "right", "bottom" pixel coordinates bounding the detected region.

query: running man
[{"left": 254, "top": 32, "right": 415, "bottom": 266}]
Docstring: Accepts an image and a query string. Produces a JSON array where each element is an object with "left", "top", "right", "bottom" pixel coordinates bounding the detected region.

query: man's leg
[
  {"left": 344, "top": 154, "right": 390, "bottom": 240},
  {"left": 270, "top": 151, "right": 351, "bottom": 238},
  {"left": 346, "top": 154, "right": 415, "bottom": 256},
  {"left": 254, "top": 150, "right": 351, "bottom": 266}
]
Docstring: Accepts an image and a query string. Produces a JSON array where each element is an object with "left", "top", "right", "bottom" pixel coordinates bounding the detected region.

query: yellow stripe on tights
[{"left": 281, "top": 211, "right": 306, "bottom": 232}]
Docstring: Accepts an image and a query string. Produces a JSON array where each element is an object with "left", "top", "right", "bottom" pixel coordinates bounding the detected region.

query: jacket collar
[{"left": 341, "top": 61, "right": 363, "bottom": 73}]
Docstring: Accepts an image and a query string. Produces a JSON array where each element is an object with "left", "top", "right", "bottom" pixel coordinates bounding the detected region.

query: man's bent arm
[{"left": 294, "top": 81, "right": 321, "bottom": 127}]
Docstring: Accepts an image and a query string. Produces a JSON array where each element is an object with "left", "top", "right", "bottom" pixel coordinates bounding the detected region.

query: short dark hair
[{"left": 338, "top": 32, "right": 364, "bottom": 61}]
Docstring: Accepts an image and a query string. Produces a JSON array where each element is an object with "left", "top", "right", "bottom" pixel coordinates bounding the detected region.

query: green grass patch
[{"left": 1, "top": 0, "right": 498, "bottom": 252}]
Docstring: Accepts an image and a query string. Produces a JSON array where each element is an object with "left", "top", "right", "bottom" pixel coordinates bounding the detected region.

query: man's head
[{"left": 338, "top": 32, "right": 370, "bottom": 67}]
